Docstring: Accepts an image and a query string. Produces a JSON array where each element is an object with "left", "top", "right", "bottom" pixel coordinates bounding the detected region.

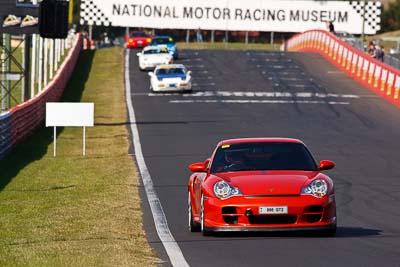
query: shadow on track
[{"left": 207, "top": 226, "right": 382, "bottom": 239}]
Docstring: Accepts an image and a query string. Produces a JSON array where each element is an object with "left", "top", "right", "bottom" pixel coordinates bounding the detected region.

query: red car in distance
[
  {"left": 188, "top": 138, "right": 337, "bottom": 236},
  {"left": 125, "top": 31, "right": 152, "bottom": 49}
]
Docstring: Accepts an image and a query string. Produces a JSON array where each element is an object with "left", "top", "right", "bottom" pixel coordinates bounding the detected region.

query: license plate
[
  {"left": 169, "top": 84, "right": 176, "bottom": 87},
  {"left": 259, "top": 206, "right": 288, "bottom": 214},
  {"left": 138, "top": 40, "right": 143, "bottom": 44}
]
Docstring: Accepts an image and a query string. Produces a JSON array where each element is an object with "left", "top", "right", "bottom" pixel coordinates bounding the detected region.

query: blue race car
[
  {"left": 149, "top": 36, "right": 179, "bottom": 59},
  {"left": 148, "top": 64, "right": 192, "bottom": 92}
]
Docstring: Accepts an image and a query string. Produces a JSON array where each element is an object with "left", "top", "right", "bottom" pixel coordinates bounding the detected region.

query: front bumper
[
  {"left": 204, "top": 224, "right": 336, "bottom": 233},
  {"left": 140, "top": 61, "right": 171, "bottom": 70},
  {"left": 126, "top": 43, "right": 138, "bottom": 49},
  {"left": 203, "top": 195, "right": 336, "bottom": 232},
  {"left": 126, "top": 42, "right": 149, "bottom": 49},
  {"left": 152, "top": 82, "right": 192, "bottom": 92}
]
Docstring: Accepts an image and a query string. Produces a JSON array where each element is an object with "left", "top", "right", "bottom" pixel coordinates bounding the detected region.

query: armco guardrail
[
  {"left": 0, "top": 34, "right": 82, "bottom": 159},
  {"left": 0, "top": 112, "right": 12, "bottom": 158},
  {"left": 283, "top": 30, "right": 400, "bottom": 108}
]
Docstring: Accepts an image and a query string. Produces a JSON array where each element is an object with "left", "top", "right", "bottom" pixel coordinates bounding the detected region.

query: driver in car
[{"left": 224, "top": 151, "right": 248, "bottom": 171}]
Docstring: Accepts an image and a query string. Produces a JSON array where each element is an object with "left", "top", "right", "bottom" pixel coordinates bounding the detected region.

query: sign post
[
  {"left": 53, "top": 126, "right": 57, "bottom": 156},
  {"left": 46, "top": 102, "right": 94, "bottom": 157}
]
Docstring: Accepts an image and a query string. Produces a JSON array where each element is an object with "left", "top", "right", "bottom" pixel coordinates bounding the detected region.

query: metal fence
[
  {"left": 0, "top": 34, "right": 82, "bottom": 160},
  {"left": 384, "top": 54, "right": 400, "bottom": 70},
  {"left": 341, "top": 37, "right": 400, "bottom": 70}
]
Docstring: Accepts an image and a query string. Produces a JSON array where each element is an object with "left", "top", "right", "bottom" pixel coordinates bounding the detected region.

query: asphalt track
[{"left": 127, "top": 49, "right": 400, "bottom": 267}]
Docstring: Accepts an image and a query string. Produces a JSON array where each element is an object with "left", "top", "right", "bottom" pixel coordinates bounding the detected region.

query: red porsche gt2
[{"left": 187, "top": 138, "right": 337, "bottom": 236}]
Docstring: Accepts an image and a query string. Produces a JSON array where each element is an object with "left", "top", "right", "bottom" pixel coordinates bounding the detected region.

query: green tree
[
  {"left": 381, "top": 0, "right": 400, "bottom": 32},
  {"left": 72, "top": 0, "right": 80, "bottom": 25}
]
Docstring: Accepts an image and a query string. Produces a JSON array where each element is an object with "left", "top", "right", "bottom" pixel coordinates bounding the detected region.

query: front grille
[
  {"left": 222, "top": 206, "right": 238, "bottom": 224},
  {"left": 248, "top": 215, "right": 297, "bottom": 225},
  {"left": 222, "top": 206, "right": 237, "bottom": 214},
  {"left": 302, "top": 205, "right": 323, "bottom": 223},
  {"left": 305, "top": 214, "right": 322, "bottom": 223},
  {"left": 223, "top": 215, "right": 239, "bottom": 224},
  {"left": 305, "top": 205, "right": 323, "bottom": 213}
]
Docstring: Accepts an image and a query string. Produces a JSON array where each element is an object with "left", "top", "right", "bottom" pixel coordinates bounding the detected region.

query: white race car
[
  {"left": 136, "top": 46, "right": 173, "bottom": 70},
  {"left": 148, "top": 64, "right": 192, "bottom": 92}
]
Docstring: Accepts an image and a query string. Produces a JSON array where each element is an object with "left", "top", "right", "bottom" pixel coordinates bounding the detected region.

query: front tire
[{"left": 188, "top": 193, "right": 200, "bottom": 232}]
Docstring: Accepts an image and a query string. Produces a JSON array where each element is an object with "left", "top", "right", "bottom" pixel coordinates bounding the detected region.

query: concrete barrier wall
[
  {"left": 283, "top": 30, "right": 400, "bottom": 108},
  {"left": 0, "top": 34, "right": 82, "bottom": 159}
]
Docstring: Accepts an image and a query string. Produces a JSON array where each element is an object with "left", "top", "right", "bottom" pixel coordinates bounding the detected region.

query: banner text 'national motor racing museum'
[{"left": 80, "top": 0, "right": 381, "bottom": 34}]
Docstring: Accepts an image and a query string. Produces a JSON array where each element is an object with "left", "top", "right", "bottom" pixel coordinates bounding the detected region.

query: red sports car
[
  {"left": 125, "top": 31, "right": 152, "bottom": 49},
  {"left": 188, "top": 138, "right": 337, "bottom": 236}
]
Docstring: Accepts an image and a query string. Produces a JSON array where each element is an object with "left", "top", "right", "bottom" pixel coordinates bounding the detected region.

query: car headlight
[
  {"left": 301, "top": 179, "right": 328, "bottom": 198},
  {"left": 213, "top": 181, "right": 242, "bottom": 200}
]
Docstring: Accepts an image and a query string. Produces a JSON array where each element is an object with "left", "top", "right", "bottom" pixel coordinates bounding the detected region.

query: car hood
[
  {"left": 142, "top": 54, "right": 171, "bottom": 60},
  {"left": 157, "top": 73, "right": 186, "bottom": 80},
  {"left": 214, "top": 171, "right": 320, "bottom": 195}
]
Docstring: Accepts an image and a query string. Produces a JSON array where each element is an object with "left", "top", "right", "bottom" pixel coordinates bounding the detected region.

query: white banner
[
  {"left": 81, "top": 0, "right": 381, "bottom": 34},
  {"left": 80, "top": 0, "right": 381, "bottom": 34}
]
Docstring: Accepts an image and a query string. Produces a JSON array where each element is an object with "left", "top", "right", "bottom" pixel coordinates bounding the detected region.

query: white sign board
[
  {"left": 46, "top": 102, "right": 94, "bottom": 127},
  {"left": 80, "top": 0, "right": 381, "bottom": 34},
  {"left": 46, "top": 102, "right": 94, "bottom": 156}
]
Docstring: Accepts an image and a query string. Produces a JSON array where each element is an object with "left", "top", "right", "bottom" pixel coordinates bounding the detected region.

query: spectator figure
[
  {"left": 196, "top": 28, "right": 203, "bottom": 43},
  {"left": 375, "top": 44, "right": 385, "bottom": 62},
  {"left": 327, "top": 20, "right": 335, "bottom": 34},
  {"left": 367, "top": 41, "right": 376, "bottom": 58}
]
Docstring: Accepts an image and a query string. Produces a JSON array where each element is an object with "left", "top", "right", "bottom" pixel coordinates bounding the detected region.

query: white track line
[
  {"left": 169, "top": 100, "right": 350, "bottom": 105},
  {"left": 124, "top": 50, "right": 189, "bottom": 267}
]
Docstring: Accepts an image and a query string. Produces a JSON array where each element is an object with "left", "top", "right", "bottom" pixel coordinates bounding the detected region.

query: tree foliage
[{"left": 381, "top": 0, "right": 400, "bottom": 32}]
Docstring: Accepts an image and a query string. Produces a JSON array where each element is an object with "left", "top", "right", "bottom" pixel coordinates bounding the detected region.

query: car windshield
[
  {"left": 210, "top": 142, "right": 318, "bottom": 173},
  {"left": 151, "top": 38, "right": 174, "bottom": 45},
  {"left": 130, "top": 32, "right": 148, "bottom": 37},
  {"left": 156, "top": 67, "right": 185, "bottom": 75},
  {"left": 143, "top": 48, "right": 169, "bottom": 55}
]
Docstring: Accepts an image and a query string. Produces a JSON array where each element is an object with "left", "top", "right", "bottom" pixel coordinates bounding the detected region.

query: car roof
[{"left": 217, "top": 138, "right": 304, "bottom": 147}]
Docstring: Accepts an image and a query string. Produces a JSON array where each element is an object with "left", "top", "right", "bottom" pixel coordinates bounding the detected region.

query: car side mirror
[
  {"left": 136, "top": 52, "right": 142, "bottom": 56},
  {"left": 319, "top": 160, "right": 335, "bottom": 171},
  {"left": 188, "top": 162, "right": 208, "bottom": 173},
  {"left": 187, "top": 70, "right": 192, "bottom": 76},
  {"left": 148, "top": 72, "right": 154, "bottom": 77}
]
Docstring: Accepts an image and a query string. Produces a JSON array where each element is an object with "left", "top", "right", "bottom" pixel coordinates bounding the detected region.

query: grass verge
[{"left": 0, "top": 47, "right": 161, "bottom": 266}]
